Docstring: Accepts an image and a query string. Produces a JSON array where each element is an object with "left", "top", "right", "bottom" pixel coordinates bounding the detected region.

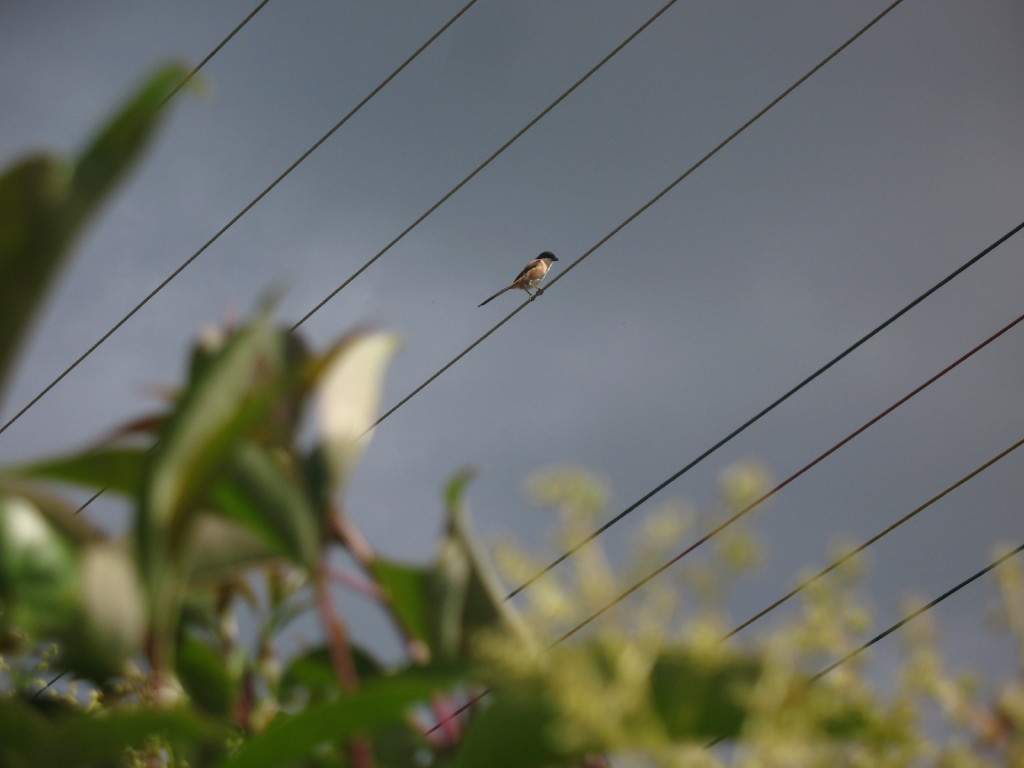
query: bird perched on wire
[{"left": 478, "top": 252, "right": 559, "bottom": 307}]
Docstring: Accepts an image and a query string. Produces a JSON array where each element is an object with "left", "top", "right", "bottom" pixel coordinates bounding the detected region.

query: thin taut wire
[
  {"left": 162, "top": 0, "right": 273, "bottom": 107},
  {"left": 428, "top": 447, "right": 1024, "bottom": 735},
  {"left": 702, "top": 543, "right": 1024, "bottom": 748},
  {"left": 290, "top": 0, "right": 685, "bottom": 332},
  {"left": 370, "top": 0, "right": 910, "bottom": 432},
  {"left": 0, "top": 0, "right": 481, "bottom": 437},
  {"left": 724, "top": 437, "right": 1024, "bottom": 641},
  {"left": 506, "top": 218, "right": 1024, "bottom": 598},
  {"left": 812, "top": 542, "right": 1024, "bottom": 681},
  {"left": 557, "top": 431, "right": 1024, "bottom": 646}
]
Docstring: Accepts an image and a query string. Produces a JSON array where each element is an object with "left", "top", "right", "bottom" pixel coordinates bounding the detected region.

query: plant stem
[
  {"left": 316, "top": 547, "right": 374, "bottom": 768},
  {"left": 329, "top": 514, "right": 461, "bottom": 744}
]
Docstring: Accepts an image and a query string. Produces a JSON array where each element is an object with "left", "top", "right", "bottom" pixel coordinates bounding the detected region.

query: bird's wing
[{"left": 513, "top": 258, "right": 542, "bottom": 282}]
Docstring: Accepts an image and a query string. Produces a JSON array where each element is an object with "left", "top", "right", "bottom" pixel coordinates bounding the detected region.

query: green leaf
[
  {"left": 0, "top": 689, "right": 50, "bottom": 761},
  {"left": 67, "top": 64, "right": 190, "bottom": 228},
  {"left": 0, "top": 494, "right": 80, "bottom": 636},
  {"left": 0, "top": 495, "right": 143, "bottom": 683},
  {"left": 371, "top": 472, "right": 532, "bottom": 664},
  {"left": 443, "top": 470, "right": 532, "bottom": 657},
  {"left": 137, "top": 306, "right": 285, "bottom": 647},
  {"left": 0, "top": 700, "right": 228, "bottom": 768},
  {"left": 648, "top": 650, "right": 761, "bottom": 741},
  {"left": 176, "top": 632, "right": 235, "bottom": 717},
  {"left": 6, "top": 444, "right": 146, "bottom": 497},
  {"left": 53, "top": 709, "right": 225, "bottom": 767},
  {"left": 219, "top": 667, "right": 462, "bottom": 768},
  {"left": 185, "top": 515, "right": 286, "bottom": 585},
  {"left": 649, "top": 648, "right": 876, "bottom": 743},
  {"left": 140, "top": 309, "right": 284, "bottom": 551},
  {"left": 370, "top": 558, "right": 434, "bottom": 649},
  {"left": 300, "top": 445, "right": 333, "bottom": 526},
  {"left": 209, "top": 441, "right": 319, "bottom": 569},
  {"left": 0, "top": 64, "right": 189, "bottom": 405},
  {"left": 373, "top": 722, "right": 428, "bottom": 768},
  {"left": 0, "top": 156, "right": 70, "bottom": 399},
  {"left": 316, "top": 332, "right": 399, "bottom": 486},
  {"left": 450, "top": 690, "right": 566, "bottom": 768},
  {"left": 433, "top": 518, "right": 471, "bottom": 661},
  {"left": 278, "top": 645, "right": 384, "bottom": 706},
  {"left": 0, "top": 480, "right": 101, "bottom": 546},
  {"left": 278, "top": 647, "right": 338, "bottom": 706}
]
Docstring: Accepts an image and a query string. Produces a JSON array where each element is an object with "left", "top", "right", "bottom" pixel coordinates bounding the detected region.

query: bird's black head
[{"left": 539, "top": 251, "right": 558, "bottom": 262}]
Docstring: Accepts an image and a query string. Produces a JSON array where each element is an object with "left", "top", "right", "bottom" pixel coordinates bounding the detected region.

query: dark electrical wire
[
  {"left": 723, "top": 436, "right": 1024, "bottom": 641},
  {"left": 422, "top": 264, "right": 1024, "bottom": 736},
  {"left": 290, "top": 0, "right": 685, "bottom": 332},
  {"left": 0, "top": 2, "right": 276, "bottom": 437},
  {"left": 0, "top": 0, "right": 480, "bottom": 437},
  {"left": 27, "top": 489, "right": 120, "bottom": 699},
  {"left": 702, "top": 542, "right": 1024, "bottom": 748},
  {"left": 427, "top": 464, "right": 1024, "bottom": 736},
  {"left": 162, "top": 0, "right": 273, "bottom": 107},
  {"left": 506, "top": 219, "right": 1024, "bottom": 598},
  {"left": 23, "top": 0, "right": 1013, "bottom": 716},
  {"left": 12, "top": 0, "right": 689, "bottom": 528},
  {"left": 74, "top": 487, "right": 106, "bottom": 516},
  {"left": 23, "top": 4, "right": 275, "bottom": 699},
  {"left": 30, "top": 490, "right": 114, "bottom": 696},
  {"left": 5, "top": 0, "right": 910, "bottom": 441},
  {"left": 557, "top": 430, "right": 1024, "bottom": 646},
  {"left": 812, "top": 542, "right": 1024, "bottom": 681},
  {"left": 369, "top": 0, "right": 909, "bottom": 431}
]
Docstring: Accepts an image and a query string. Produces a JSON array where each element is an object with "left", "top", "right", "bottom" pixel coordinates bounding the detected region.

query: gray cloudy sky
[{"left": 2, "top": 0, "right": 1024, "bottom": 674}]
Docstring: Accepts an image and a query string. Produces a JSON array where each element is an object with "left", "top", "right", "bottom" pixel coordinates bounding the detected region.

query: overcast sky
[{"left": 2, "top": 0, "right": 1024, "bottom": 676}]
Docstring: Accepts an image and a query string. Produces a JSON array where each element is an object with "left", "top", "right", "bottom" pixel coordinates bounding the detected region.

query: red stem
[{"left": 316, "top": 549, "right": 374, "bottom": 768}]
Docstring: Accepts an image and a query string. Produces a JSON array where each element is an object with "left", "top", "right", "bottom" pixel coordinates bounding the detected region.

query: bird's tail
[{"left": 478, "top": 285, "right": 512, "bottom": 307}]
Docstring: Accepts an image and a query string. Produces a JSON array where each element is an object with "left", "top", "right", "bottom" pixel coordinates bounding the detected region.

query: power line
[
  {"left": 74, "top": 487, "right": 105, "bottom": 516},
  {"left": 425, "top": 302, "right": 1024, "bottom": 735},
  {"left": 0, "top": 2, "right": 273, "bottom": 439},
  {"left": 1, "top": 3, "right": 274, "bottom": 435},
  {"left": 812, "top": 542, "right": 1024, "bottom": 681},
  {"left": 0, "top": 0, "right": 481, "bottom": 437},
  {"left": 427, "top": 454, "right": 1024, "bottom": 736},
  {"left": 29, "top": 487, "right": 112, "bottom": 698},
  {"left": 723, "top": 437, "right": 1024, "bottom": 641},
  {"left": 8, "top": 8, "right": 274, "bottom": 702},
  {"left": 551, "top": 318, "right": 1024, "bottom": 646},
  {"left": 162, "top": 0, "right": 273, "bottom": 107},
  {"left": 368, "top": 0, "right": 909, "bottom": 431},
  {"left": 702, "top": 542, "right": 1024, "bottom": 748},
  {"left": 10, "top": 0, "right": 689, "bottom": 532},
  {"left": 32, "top": 670, "right": 65, "bottom": 700},
  {"left": 290, "top": 0, "right": 686, "bottom": 332},
  {"left": 506, "top": 217, "right": 1024, "bottom": 599}
]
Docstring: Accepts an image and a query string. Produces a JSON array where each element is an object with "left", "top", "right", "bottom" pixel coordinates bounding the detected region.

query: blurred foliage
[{"left": 2, "top": 66, "right": 1024, "bottom": 768}]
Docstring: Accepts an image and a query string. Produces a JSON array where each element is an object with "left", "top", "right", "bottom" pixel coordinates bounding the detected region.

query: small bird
[{"left": 478, "top": 252, "right": 559, "bottom": 307}]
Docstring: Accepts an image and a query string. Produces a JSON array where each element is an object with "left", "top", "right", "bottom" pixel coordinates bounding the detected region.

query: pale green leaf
[
  {"left": 317, "top": 332, "right": 399, "bottom": 484},
  {"left": 64, "top": 542, "right": 145, "bottom": 680}
]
